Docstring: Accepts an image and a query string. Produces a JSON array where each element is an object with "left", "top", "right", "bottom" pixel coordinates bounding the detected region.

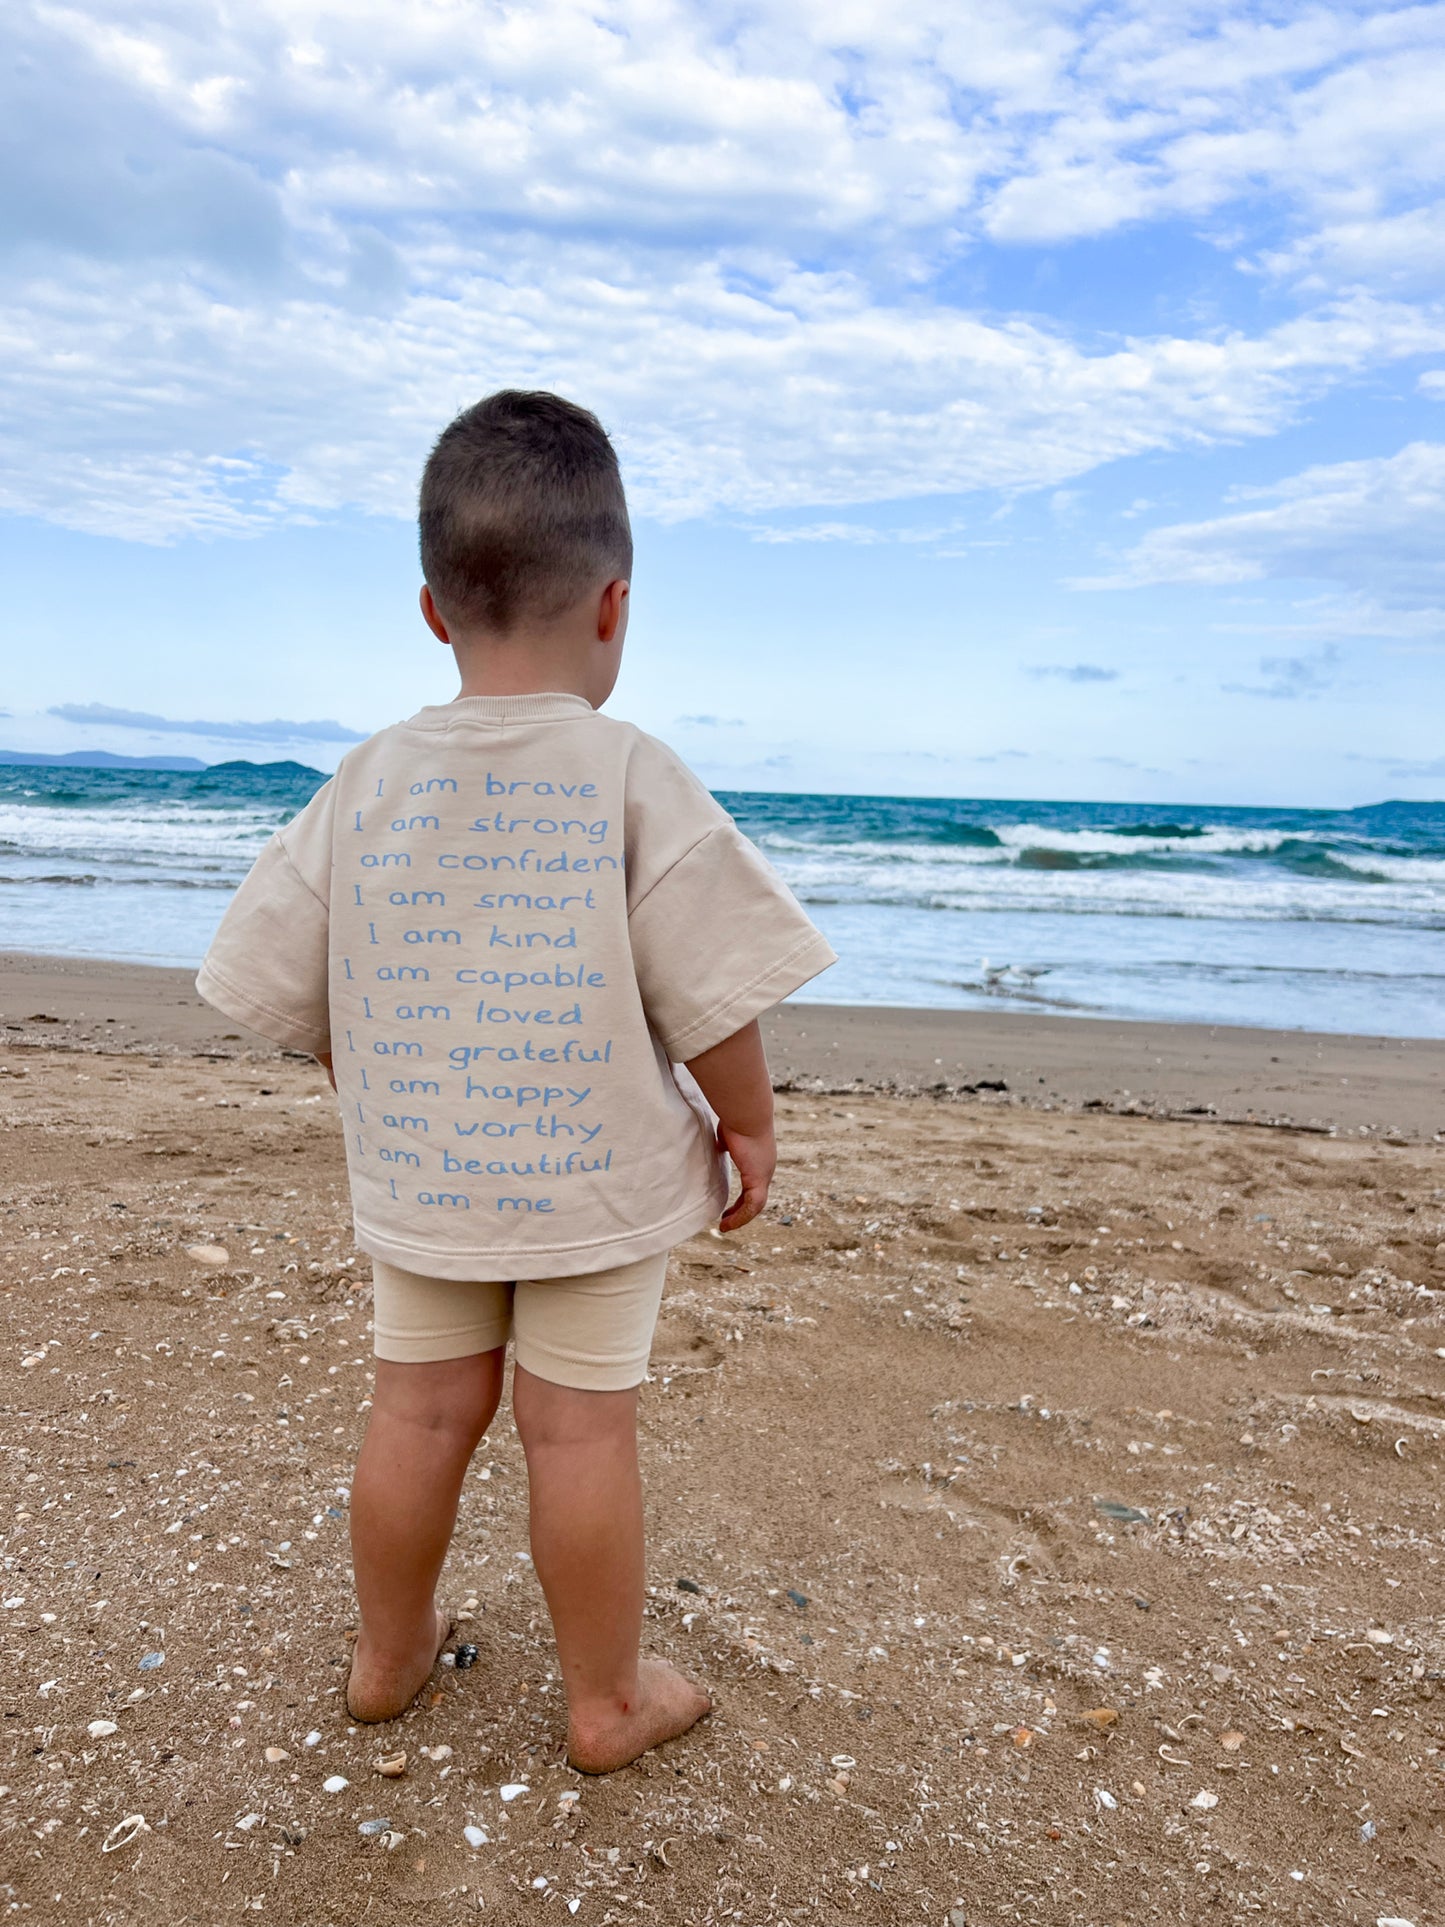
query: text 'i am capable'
[{"left": 343, "top": 771, "right": 622, "bottom": 1218}]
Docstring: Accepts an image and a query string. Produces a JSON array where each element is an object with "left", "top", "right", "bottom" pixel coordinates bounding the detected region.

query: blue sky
[{"left": 3, "top": 0, "right": 1444, "bottom": 804}]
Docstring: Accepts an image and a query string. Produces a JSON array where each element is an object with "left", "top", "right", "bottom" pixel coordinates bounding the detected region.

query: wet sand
[
  {"left": 2, "top": 957, "right": 1443, "bottom": 1923},
  {"left": 3, "top": 951, "right": 1441, "bottom": 1137}
]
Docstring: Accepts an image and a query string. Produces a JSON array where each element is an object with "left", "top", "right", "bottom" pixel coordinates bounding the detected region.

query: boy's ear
[
  {"left": 597, "top": 578, "right": 629, "bottom": 644},
  {"left": 420, "top": 585, "right": 452, "bottom": 644}
]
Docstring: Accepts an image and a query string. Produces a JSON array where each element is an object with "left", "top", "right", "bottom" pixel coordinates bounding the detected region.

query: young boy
[{"left": 196, "top": 391, "right": 835, "bottom": 1774}]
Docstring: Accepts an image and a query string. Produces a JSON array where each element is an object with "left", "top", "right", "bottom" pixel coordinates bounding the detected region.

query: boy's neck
[
  {"left": 453, "top": 635, "right": 594, "bottom": 701},
  {"left": 428, "top": 579, "right": 626, "bottom": 710}
]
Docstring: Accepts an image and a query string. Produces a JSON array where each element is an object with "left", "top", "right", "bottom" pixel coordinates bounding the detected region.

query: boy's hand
[{"left": 716, "top": 1121, "right": 775, "bottom": 1233}]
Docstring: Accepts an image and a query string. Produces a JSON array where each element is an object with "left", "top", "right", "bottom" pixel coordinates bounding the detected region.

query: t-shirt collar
[{"left": 408, "top": 692, "right": 597, "bottom": 727}]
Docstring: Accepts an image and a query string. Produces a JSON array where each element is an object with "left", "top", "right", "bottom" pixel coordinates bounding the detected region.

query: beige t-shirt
[{"left": 197, "top": 693, "right": 835, "bottom": 1279}]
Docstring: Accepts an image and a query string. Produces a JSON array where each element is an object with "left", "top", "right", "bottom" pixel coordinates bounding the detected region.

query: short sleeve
[
  {"left": 629, "top": 822, "right": 836, "bottom": 1060},
  {"left": 196, "top": 786, "right": 334, "bottom": 1054}
]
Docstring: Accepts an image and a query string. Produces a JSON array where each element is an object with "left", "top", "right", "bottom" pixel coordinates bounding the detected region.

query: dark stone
[
  {"left": 452, "top": 1643, "right": 480, "bottom": 1670},
  {"left": 785, "top": 1589, "right": 808, "bottom": 1611},
  {"left": 675, "top": 1577, "right": 703, "bottom": 1595}
]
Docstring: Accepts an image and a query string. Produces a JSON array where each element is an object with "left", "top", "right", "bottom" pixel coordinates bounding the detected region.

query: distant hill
[
  {"left": 0, "top": 747, "right": 208, "bottom": 771},
  {"left": 203, "top": 759, "right": 327, "bottom": 779}
]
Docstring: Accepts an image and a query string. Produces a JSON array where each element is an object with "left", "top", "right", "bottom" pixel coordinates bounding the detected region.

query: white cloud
[
  {"left": 1222, "top": 642, "right": 1342, "bottom": 700},
  {"left": 1081, "top": 441, "right": 1445, "bottom": 626},
  {"left": 1025, "top": 662, "right": 1119, "bottom": 682},
  {"left": 746, "top": 521, "right": 893, "bottom": 545},
  {"left": 4, "top": 261, "right": 1443, "bottom": 541},
  {"left": 2, "top": 1, "right": 1445, "bottom": 540}
]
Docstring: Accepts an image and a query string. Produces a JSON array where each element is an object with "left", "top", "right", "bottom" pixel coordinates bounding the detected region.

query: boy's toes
[
  {"left": 566, "top": 1658, "right": 712, "bottom": 1775},
  {"left": 346, "top": 1606, "right": 455, "bottom": 1724}
]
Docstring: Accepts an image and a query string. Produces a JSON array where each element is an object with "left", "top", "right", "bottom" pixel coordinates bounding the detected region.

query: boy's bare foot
[
  {"left": 566, "top": 1658, "right": 712, "bottom": 1775},
  {"left": 346, "top": 1605, "right": 453, "bottom": 1723}
]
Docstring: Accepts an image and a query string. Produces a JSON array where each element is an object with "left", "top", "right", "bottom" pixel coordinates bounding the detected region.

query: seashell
[
  {"left": 375, "top": 1751, "right": 407, "bottom": 1777},
  {"left": 101, "top": 1815, "right": 149, "bottom": 1853},
  {"left": 1080, "top": 1708, "right": 1118, "bottom": 1730},
  {"left": 264, "top": 1746, "right": 290, "bottom": 1763},
  {"left": 1218, "top": 1731, "right": 1244, "bottom": 1751}
]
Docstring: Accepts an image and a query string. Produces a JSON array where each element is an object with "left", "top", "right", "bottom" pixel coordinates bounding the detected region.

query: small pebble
[
  {"left": 423, "top": 1743, "right": 453, "bottom": 1762},
  {"left": 1191, "top": 1789, "right": 1219, "bottom": 1810},
  {"left": 463, "top": 1823, "right": 488, "bottom": 1848},
  {"left": 675, "top": 1578, "right": 702, "bottom": 1595},
  {"left": 264, "top": 1747, "right": 290, "bottom": 1763},
  {"left": 786, "top": 1589, "right": 808, "bottom": 1610},
  {"left": 1094, "top": 1788, "right": 1118, "bottom": 1811},
  {"left": 322, "top": 1775, "right": 349, "bottom": 1793},
  {"left": 500, "top": 1783, "right": 529, "bottom": 1801},
  {"left": 358, "top": 1817, "right": 390, "bottom": 1836},
  {"left": 304, "top": 1730, "right": 322, "bottom": 1747},
  {"left": 184, "top": 1244, "right": 230, "bottom": 1267},
  {"left": 138, "top": 1651, "right": 164, "bottom": 1671},
  {"left": 452, "top": 1643, "right": 479, "bottom": 1670},
  {"left": 88, "top": 1720, "right": 118, "bottom": 1739}
]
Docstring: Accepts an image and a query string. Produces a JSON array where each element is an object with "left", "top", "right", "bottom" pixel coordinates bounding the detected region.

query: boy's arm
[{"left": 683, "top": 1019, "right": 775, "bottom": 1233}]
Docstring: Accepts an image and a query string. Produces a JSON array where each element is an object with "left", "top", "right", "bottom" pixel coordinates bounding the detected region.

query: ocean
[{"left": 1, "top": 762, "right": 1442, "bottom": 1038}]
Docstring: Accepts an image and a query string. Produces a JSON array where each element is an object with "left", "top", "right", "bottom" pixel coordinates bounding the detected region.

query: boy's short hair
[{"left": 419, "top": 390, "right": 632, "bottom": 634}]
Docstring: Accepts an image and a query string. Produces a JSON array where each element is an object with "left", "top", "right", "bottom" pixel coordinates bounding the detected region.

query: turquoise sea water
[{"left": 1, "top": 761, "right": 1442, "bottom": 1037}]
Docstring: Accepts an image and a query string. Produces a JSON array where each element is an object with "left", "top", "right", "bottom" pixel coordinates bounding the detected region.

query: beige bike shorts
[{"left": 369, "top": 1250, "right": 669, "bottom": 1392}]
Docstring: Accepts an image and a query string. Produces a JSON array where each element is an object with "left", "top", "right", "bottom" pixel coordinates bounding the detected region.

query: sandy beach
[{"left": 3, "top": 956, "right": 1444, "bottom": 1924}]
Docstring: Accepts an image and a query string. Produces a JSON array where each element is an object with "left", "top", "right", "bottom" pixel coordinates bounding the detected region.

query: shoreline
[{"left": 2, "top": 949, "right": 1440, "bottom": 1139}]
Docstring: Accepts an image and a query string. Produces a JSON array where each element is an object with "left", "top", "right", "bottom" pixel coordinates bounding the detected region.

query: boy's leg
[
  {"left": 347, "top": 1349, "right": 505, "bottom": 1722},
  {"left": 511, "top": 1364, "right": 710, "bottom": 1773}
]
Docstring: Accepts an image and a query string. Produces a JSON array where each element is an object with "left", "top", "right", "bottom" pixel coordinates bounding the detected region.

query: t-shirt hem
[
  {"left": 195, "top": 961, "right": 331, "bottom": 1057},
  {"left": 352, "top": 1181, "right": 727, "bottom": 1283},
  {"left": 664, "top": 929, "right": 838, "bottom": 1061}
]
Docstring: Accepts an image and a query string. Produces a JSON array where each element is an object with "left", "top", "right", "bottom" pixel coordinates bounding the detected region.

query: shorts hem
[
  {"left": 513, "top": 1343, "right": 649, "bottom": 1393},
  {"left": 373, "top": 1327, "right": 510, "bottom": 1364}
]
